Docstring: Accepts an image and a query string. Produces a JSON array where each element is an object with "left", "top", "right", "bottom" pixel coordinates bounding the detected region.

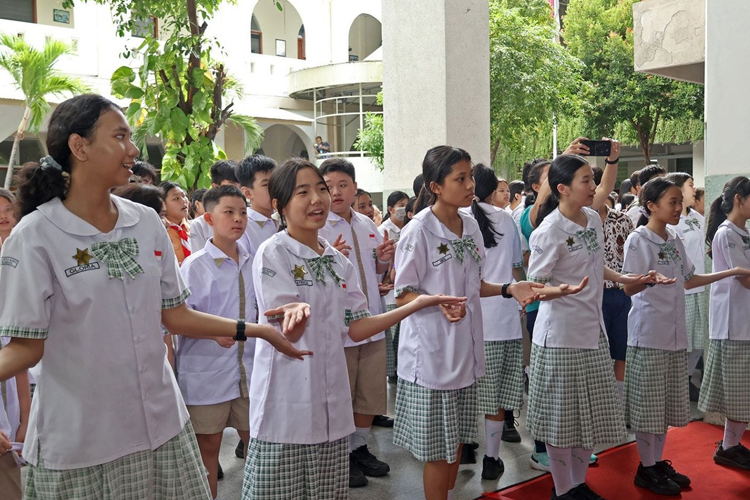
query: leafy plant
[{"left": 354, "top": 91, "right": 384, "bottom": 171}]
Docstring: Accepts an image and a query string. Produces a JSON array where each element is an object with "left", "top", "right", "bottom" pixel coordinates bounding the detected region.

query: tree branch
[
  {"left": 648, "top": 105, "right": 662, "bottom": 161},
  {"left": 491, "top": 137, "right": 501, "bottom": 166},
  {"left": 171, "top": 65, "right": 188, "bottom": 114}
]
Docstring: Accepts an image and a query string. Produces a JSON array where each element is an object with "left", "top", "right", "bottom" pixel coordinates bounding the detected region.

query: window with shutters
[{"left": 0, "top": 0, "right": 36, "bottom": 23}]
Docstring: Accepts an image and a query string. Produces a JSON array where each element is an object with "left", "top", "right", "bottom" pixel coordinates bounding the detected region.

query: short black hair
[
  {"left": 356, "top": 188, "right": 370, "bottom": 198},
  {"left": 509, "top": 180, "right": 525, "bottom": 201},
  {"left": 131, "top": 161, "right": 158, "bottom": 182},
  {"left": 210, "top": 160, "right": 239, "bottom": 185},
  {"left": 112, "top": 184, "right": 164, "bottom": 215},
  {"left": 592, "top": 166, "right": 604, "bottom": 186},
  {"left": 320, "top": 157, "right": 356, "bottom": 183},
  {"left": 630, "top": 170, "right": 641, "bottom": 188},
  {"left": 638, "top": 164, "right": 666, "bottom": 187},
  {"left": 237, "top": 154, "right": 276, "bottom": 188},
  {"left": 202, "top": 185, "right": 247, "bottom": 212}
]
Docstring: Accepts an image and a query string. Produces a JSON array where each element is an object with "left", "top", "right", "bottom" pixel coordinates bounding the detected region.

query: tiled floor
[{"left": 216, "top": 381, "right": 705, "bottom": 500}]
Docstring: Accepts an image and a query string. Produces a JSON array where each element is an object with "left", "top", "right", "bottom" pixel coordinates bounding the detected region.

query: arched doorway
[
  {"left": 251, "top": 0, "right": 305, "bottom": 59},
  {"left": 258, "top": 124, "right": 310, "bottom": 163},
  {"left": 348, "top": 14, "right": 382, "bottom": 62}
]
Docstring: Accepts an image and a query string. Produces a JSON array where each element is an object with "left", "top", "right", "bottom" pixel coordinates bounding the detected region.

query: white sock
[
  {"left": 485, "top": 419, "right": 504, "bottom": 460},
  {"left": 724, "top": 419, "right": 748, "bottom": 449},
  {"left": 635, "top": 432, "right": 656, "bottom": 467},
  {"left": 447, "top": 489, "right": 453, "bottom": 499},
  {"left": 570, "top": 447, "right": 592, "bottom": 487},
  {"left": 547, "top": 444, "right": 575, "bottom": 496},
  {"left": 687, "top": 349, "right": 703, "bottom": 378},
  {"left": 616, "top": 380, "right": 625, "bottom": 403},
  {"left": 654, "top": 432, "right": 667, "bottom": 462},
  {"left": 349, "top": 426, "right": 370, "bottom": 452}
]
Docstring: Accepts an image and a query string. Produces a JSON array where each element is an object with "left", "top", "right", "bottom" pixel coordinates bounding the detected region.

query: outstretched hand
[
  {"left": 508, "top": 281, "right": 546, "bottom": 307},
  {"left": 413, "top": 293, "right": 468, "bottom": 323},
  {"left": 332, "top": 234, "right": 352, "bottom": 257},
  {"left": 261, "top": 325, "right": 313, "bottom": 360},
  {"left": 619, "top": 272, "right": 660, "bottom": 286},
  {"left": 265, "top": 302, "right": 311, "bottom": 341},
  {"left": 537, "top": 276, "right": 589, "bottom": 301}
]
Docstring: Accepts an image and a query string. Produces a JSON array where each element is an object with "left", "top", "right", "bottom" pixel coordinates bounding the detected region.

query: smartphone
[{"left": 580, "top": 140, "right": 611, "bottom": 157}]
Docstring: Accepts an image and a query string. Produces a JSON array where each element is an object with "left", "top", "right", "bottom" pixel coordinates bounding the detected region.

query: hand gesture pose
[
  {"left": 265, "top": 302, "right": 312, "bottom": 342},
  {"left": 376, "top": 230, "right": 396, "bottom": 263},
  {"left": 536, "top": 277, "right": 589, "bottom": 301},
  {"left": 332, "top": 234, "right": 352, "bottom": 257}
]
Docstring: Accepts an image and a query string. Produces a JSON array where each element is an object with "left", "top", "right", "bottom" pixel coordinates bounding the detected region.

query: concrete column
[
  {"left": 704, "top": 0, "right": 750, "bottom": 205},
  {"left": 382, "top": 0, "right": 490, "bottom": 195},
  {"left": 692, "top": 140, "right": 704, "bottom": 187}
]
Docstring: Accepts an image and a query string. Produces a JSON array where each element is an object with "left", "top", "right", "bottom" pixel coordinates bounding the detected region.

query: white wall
[
  {"left": 36, "top": 0, "right": 76, "bottom": 28},
  {"left": 348, "top": 14, "right": 381, "bottom": 62},
  {"left": 252, "top": 0, "right": 303, "bottom": 59}
]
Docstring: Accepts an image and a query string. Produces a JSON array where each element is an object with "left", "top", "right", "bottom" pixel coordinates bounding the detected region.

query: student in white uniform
[
  {"left": 468, "top": 164, "right": 526, "bottom": 481},
  {"left": 378, "top": 190, "right": 409, "bottom": 383},
  {"left": 0, "top": 337, "right": 28, "bottom": 500},
  {"left": 237, "top": 154, "right": 279, "bottom": 255},
  {"left": 626, "top": 166, "right": 667, "bottom": 226},
  {"left": 243, "top": 158, "right": 464, "bottom": 500},
  {"left": 393, "top": 146, "right": 544, "bottom": 500},
  {"left": 318, "top": 158, "right": 396, "bottom": 486},
  {"left": 622, "top": 177, "right": 750, "bottom": 495},
  {"left": 665, "top": 172, "right": 708, "bottom": 401},
  {"left": 189, "top": 160, "right": 241, "bottom": 252},
  {"left": 526, "top": 153, "right": 659, "bottom": 500},
  {"left": 0, "top": 94, "right": 311, "bottom": 500},
  {"left": 177, "top": 186, "right": 257, "bottom": 498},
  {"left": 700, "top": 176, "right": 750, "bottom": 470}
]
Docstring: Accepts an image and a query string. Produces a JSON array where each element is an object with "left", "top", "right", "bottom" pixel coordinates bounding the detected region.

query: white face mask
[{"left": 394, "top": 206, "right": 406, "bottom": 221}]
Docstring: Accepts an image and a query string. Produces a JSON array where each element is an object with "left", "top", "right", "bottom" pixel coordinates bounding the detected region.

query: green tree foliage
[
  {"left": 0, "top": 35, "right": 88, "bottom": 188},
  {"left": 489, "top": 0, "right": 584, "bottom": 172},
  {"left": 65, "top": 0, "right": 265, "bottom": 189},
  {"left": 563, "top": 0, "right": 703, "bottom": 162},
  {"left": 354, "top": 92, "right": 384, "bottom": 171}
]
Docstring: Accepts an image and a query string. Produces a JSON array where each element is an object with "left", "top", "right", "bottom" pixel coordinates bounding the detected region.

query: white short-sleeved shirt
[
  {"left": 394, "top": 208, "right": 486, "bottom": 390},
  {"left": 669, "top": 211, "right": 706, "bottom": 295},
  {"left": 245, "top": 208, "right": 278, "bottom": 256},
  {"left": 378, "top": 218, "right": 402, "bottom": 307},
  {"left": 249, "top": 232, "right": 368, "bottom": 444},
  {"left": 528, "top": 207, "right": 606, "bottom": 349},
  {"left": 177, "top": 239, "right": 256, "bottom": 406},
  {"left": 189, "top": 214, "right": 212, "bottom": 252},
  {"left": 0, "top": 196, "right": 190, "bottom": 470},
  {"left": 0, "top": 338, "right": 19, "bottom": 440},
  {"left": 709, "top": 221, "right": 750, "bottom": 341},
  {"left": 626, "top": 203, "right": 642, "bottom": 227},
  {"left": 319, "top": 209, "right": 385, "bottom": 347},
  {"left": 622, "top": 226, "right": 694, "bottom": 350},
  {"left": 473, "top": 203, "right": 524, "bottom": 341}
]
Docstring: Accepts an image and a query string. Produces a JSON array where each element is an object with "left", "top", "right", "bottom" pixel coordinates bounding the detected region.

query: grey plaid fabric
[
  {"left": 242, "top": 437, "right": 347, "bottom": 500},
  {"left": 162, "top": 287, "right": 191, "bottom": 309},
  {"left": 305, "top": 256, "right": 343, "bottom": 287},
  {"left": 90, "top": 238, "right": 144, "bottom": 280},
  {"left": 384, "top": 304, "right": 399, "bottom": 377},
  {"left": 624, "top": 346, "right": 689, "bottom": 433},
  {"left": 576, "top": 228, "right": 600, "bottom": 253},
  {"left": 393, "top": 379, "right": 478, "bottom": 463},
  {"left": 23, "top": 422, "right": 210, "bottom": 500},
  {"left": 685, "top": 291, "right": 708, "bottom": 351},
  {"left": 527, "top": 332, "right": 626, "bottom": 449},
  {"left": 343, "top": 309, "right": 371, "bottom": 327},
  {"left": 450, "top": 236, "right": 481, "bottom": 266},
  {"left": 477, "top": 340, "right": 524, "bottom": 414},
  {"left": 0, "top": 325, "right": 47, "bottom": 339},
  {"left": 698, "top": 339, "right": 750, "bottom": 421}
]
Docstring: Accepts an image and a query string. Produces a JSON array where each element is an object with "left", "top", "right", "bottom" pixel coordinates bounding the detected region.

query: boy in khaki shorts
[
  {"left": 176, "top": 185, "right": 257, "bottom": 498},
  {"left": 319, "top": 158, "right": 396, "bottom": 488}
]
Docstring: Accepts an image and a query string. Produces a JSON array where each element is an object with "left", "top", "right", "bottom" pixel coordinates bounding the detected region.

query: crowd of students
[{"left": 0, "top": 94, "right": 749, "bottom": 500}]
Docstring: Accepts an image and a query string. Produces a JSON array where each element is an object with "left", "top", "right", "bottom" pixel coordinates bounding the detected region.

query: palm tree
[{"left": 0, "top": 35, "right": 88, "bottom": 188}]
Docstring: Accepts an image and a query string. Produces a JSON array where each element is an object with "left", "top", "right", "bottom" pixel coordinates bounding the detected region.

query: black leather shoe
[
  {"left": 372, "top": 415, "right": 394, "bottom": 428},
  {"left": 460, "top": 444, "right": 477, "bottom": 464},
  {"left": 351, "top": 445, "right": 390, "bottom": 477},
  {"left": 634, "top": 463, "right": 681, "bottom": 496},
  {"left": 714, "top": 441, "right": 750, "bottom": 470},
  {"left": 655, "top": 460, "right": 690, "bottom": 488},
  {"left": 502, "top": 417, "right": 522, "bottom": 443},
  {"left": 481, "top": 455, "right": 504, "bottom": 480},
  {"left": 235, "top": 439, "right": 245, "bottom": 459},
  {"left": 349, "top": 453, "right": 368, "bottom": 487}
]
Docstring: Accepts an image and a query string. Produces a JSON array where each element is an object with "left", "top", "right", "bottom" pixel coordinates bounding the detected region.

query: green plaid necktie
[
  {"left": 576, "top": 228, "right": 601, "bottom": 254},
  {"left": 450, "top": 236, "right": 482, "bottom": 265},
  {"left": 306, "top": 255, "right": 344, "bottom": 286},
  {"left": 91, "top": 237, "right": 145, "bottom": 280},
  {"left": 659, "top": 242, "right": 682, "bottom": 263}
]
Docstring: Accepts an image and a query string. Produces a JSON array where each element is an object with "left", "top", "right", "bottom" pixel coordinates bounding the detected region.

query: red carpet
[{"left": 481, "top": 422, "right": 750, "bottom": 500}]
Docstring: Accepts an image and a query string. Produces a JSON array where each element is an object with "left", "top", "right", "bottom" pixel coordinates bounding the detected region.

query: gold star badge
[
  {"left": 438, "top": 243, "right": 449, "bottom": 255},
  {"left": 658, "top": 251, "right": 666, "bottom": 260},
  {"left": 566, "top": 237, "right": 575, "bottom": 247},
  {"left": 73, "top": 248, "right": 93, "bottom": 266},
  {"left": 291, "top": 264, "right": 307, "bottom": 280}
]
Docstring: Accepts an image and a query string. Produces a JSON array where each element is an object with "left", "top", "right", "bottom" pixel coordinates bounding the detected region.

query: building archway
[
  {"left": 251, "top": 0, "right": 305, "bottom": 59},
  {"left": 258, "top": 124, "right": 311, "bottom": 163},
  {"left": 348, "top": 14, "right": 382, "bottom": 62}
]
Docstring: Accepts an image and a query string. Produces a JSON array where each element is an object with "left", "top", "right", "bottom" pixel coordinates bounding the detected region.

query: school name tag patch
[
  {"left": 261, "top": 267, "right": 276, "bottom": 277},
  {"left": 291, "top": 264, "right": 313, "bottom": 287},
  {"left": 65, "top": 262, "right": 101, "bottom": 277},
  {"left": 432, "top": 253, "right": 452, "bottom": 267},
  {"left": 1, "top": 257, "right": 19, "bottom": 268},
  {"left": 565, "top": 237, "right": 583, "bottom": 253}
]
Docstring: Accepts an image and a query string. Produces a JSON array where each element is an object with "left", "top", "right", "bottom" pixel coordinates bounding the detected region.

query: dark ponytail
[
  {"left": 383, "top": 190, "right": 408, "bottom": 221},
  {"left": 471, "top": 163, "right": 502, "bottom": 248},
  {"left": 636, "top": 177, "right": 677, "bottom": 227},
  {"left": 523, "top": 159, "right": 551, "bottom": 207},
  {"left": 666, "top": 172, "right": 694, "bottom": 213},
  {"left": 421, "top": 145, "right": 471, "bottom": 207},
  {"left": 706, "top": 176, "right": 750, "bottom": 257},
  {"left": 16, "top": 94, "right": 119, "bottom": 219},
  {"left": 535, "top": 154, "right": 588, "bottom": 227}
]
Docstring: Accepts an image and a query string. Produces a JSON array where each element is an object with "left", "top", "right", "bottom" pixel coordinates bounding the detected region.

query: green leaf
[
  {"left": 123, "top": 85, "right": 144, "bottom": 99},
  {"left": 276, "top": 1, "right": 283, "bottom": 12}
]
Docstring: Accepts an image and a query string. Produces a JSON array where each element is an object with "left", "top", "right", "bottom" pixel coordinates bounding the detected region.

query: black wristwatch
[
  {"left": 501, "top": 283, "right": 513, "bottom": 299},
  {"left": 234, "top": 319, "right": 247, "bottom": 341},
  {"left": 605, "top": 157, "right": 620, "bottom": 165}
]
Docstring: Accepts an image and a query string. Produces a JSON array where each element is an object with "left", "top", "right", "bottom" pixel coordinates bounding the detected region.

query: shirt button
[
  {"left": 140, "top": 366, "right": 147, "bottom": 373},
  {"left": 130, "top": 307, "right": 137, "bottom": 313}
]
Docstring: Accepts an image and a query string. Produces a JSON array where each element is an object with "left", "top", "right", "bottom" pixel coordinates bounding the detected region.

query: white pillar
[
  {"left": 382, "top": 0, "right": 490, "bottom": 195},
  {"left": 704, "top": 0, "right": 750, "bottom": 204}
]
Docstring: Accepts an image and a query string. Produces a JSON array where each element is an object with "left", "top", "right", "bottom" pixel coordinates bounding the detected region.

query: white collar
[
  {"left": 277, "top": 231, "right": 338, "bottom": 259},
  {"left": 38, "top": 196, "right": 141, "bottom": 237},
  {"left": 413, "top": 206, "right": 478, "bottom": 240}
]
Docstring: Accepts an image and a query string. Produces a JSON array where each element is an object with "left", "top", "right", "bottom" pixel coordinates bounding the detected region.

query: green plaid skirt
[
  {"left": 625, "top": 346, "right": 689, "bottom": 433},
  {"left": 527, "top": 332, "right": 626, "bottom": 449},
  {"left": 23, "top": 422, "right": 210, "bottom": 500},
  {"left": 698, "top": 339, "right": 750, "bottom": 422},
  {"left": 477, "top": 340, "right": 524, "bottom": 414},
  {"left": 685, "top": 291, "right": 708, "bottom": 351},
  {"left": 242, "top": 437, "right": 348, "bottom": 500},
  {"left": 393, "top": 379, "right": 478, "bottom": 463},
  {"left": 384, "top": 304, "right": 399, "bottom": 377}
]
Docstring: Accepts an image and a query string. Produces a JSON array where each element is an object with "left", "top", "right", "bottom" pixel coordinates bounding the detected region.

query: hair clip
[
  {"left": 639, "top": 206, "right": 651, "bottom": 219},
  {"left": 39, "top": 155, "right": 63, "bottom": 171}
]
